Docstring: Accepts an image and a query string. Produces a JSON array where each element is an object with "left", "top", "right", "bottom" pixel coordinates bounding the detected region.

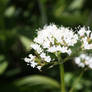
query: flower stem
[
  {"left": 58, "top": 54, "right": 65, "bottom": 92},
  {"left": 60, "top": 63, "right": 65, "bottom": 92}
]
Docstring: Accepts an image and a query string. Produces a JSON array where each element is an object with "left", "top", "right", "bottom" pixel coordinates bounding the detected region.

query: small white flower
[
  {"left": 40, "top": 52, "right": 46, "bottom": 58},
  {"left": 80, "top": 54, "right": 86, "bottom": 59},
  {"left": 89, "top": 64, "right": 92, "bottom": 68},
  {"left": 29, "top": 54, "right": 35, "bottom": 60},
  {"left": 40, "top": 52, "right": 51, "bottom": 62},
  {"left": 74, "top": 57, "right": 81, "bottom": 64},
  {"left": 31, "top": 61, "right": 37, "bottom": 68},
  {"left": 66, "top": 49, "right": 72, "bottom": 55},
  {"left": 31, "top": 44, "right": 43, "bottom": 54},
  {"left": 85, "top": 56, "right": 90, "bottom": 61},
  {"left": 86, "top": 30, "right": 91, "bottom": 36},
  {"left": 78, "top": 27, "right": 86, "bottom": 36},
  {"left": 48, "top": 46, "right": 57, "bottom": 52},
  {"left": 37, "top": 66, "right": 42, "bottom": 70},
  {"left": 79, "top": 63, "right": 85, "bottom": 68},
  {"left": 90, "top": 33, "right": 92, "bottom": 39},
  {"left": 60, "top": 46, "right": 68, "bottom": 53},
  {"left": 24, "top": 57, "right": 30, "bottom": 63},
  {"left": 44, "top": 56, "right": 51, "bottom": 62}
]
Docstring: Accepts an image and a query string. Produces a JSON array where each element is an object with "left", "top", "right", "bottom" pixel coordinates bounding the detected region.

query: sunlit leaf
[
  {"left": 5, "top": 6, "right": 15, "bottom": 17},
  {"left": 69, "top": 0, "right": 85, "bottom": 10},
  {"left": 14, "top": 75, "right": 60, "bottom": 89},
  {"left": 19, "top": 35, "right": 32, "bottom": 50},
  {"left": 0, "top": 61, "right": 8, "bottom": 75}
]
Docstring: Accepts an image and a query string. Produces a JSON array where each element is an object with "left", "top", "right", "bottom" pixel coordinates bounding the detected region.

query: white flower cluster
[
  {"left": 34, "top": 24, "right": 78, "bottom": 54},
  {"left": 24, "top": 24, "right": 92, "bottom": 70},
  {"left": 74, "top": 54, "right": 92, "bottom": 69},
  {"left": 24, "top": 54, "right": 41, "bottom": 70},
  {"left": 78, "top": 27, "right": 92, "bottom": 50},
  {"left": 24, "top": 24, "right": 78, "bottom": 69}
]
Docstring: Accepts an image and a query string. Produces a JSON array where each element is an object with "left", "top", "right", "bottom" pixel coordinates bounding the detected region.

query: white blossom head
[
  {"left": 24, "top": 24, "right": 79, "bottom": 70},
  {"left": 24, "top": 24, "right": 92, "bottom": 70},
  {"left": 74, "top": 53, "right": 92, "bottom": 69},
  {"left": 78, "top": 27, "right": 92, "bottom": 50}
]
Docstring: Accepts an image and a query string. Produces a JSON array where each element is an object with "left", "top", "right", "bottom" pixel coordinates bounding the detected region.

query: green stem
[
  {"left": 69, "top": 68, "right": 87, "bottom": 92},
  {"left": 60, "top": 63, "right": 65, "bottom": 92},
  {"left": 58, "top": 55, "right": 65, "bottom": 92}
]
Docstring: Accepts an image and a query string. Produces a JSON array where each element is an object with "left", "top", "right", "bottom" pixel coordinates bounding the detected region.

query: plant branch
[{"left": 69, "top": 68, "right": 87, "bottom": 92}]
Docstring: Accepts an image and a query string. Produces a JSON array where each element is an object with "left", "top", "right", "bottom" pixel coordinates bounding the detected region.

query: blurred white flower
[
  {"left": 40, "top": 52, "right": 51, "bottom": 62},
  {"left": 40, "top": 52, "right": 46, "bottom": 58},
  {"left": 31, "top": 61, "right": 37, "bottom": 68},
  {"left": 74, "top": 54, "right": 92, "bottom": 69},
  {"left": 75, "top": 57, "right": 81, "bottom": 64},
  {"left": 24, "top": 57, "right": 31, "bottom": 63},
  {"left": 24, "top": 54, "right": 35, "bottom": 63},
  {"left": 44, "top": 56, "right": 51, "bottom": 62},
  {"left": 29, "top": 54, "right": 35, "bottom": 60},
  {"left": 37, "top": 66, "right": 42, "bottom": 70},
  {"left": 31, "top": 44, "right": 43, "bottom": 54},
  {"left": 78, "top": 27, "right": 92, "bottom": 50},
  {"left": 78, "top": 27, "right": 86, "bottom": 37}
]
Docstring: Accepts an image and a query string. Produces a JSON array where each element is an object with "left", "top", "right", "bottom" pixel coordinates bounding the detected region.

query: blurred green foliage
[{"left": 0, "top": 0, "right": 92, "bottom": 92}]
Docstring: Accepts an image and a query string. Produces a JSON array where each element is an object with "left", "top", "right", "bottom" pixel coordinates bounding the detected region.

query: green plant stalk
[
  {"left": 60, "top": 63, "right": 65, "bottom": 92},
  {"left": 69, "top": 68, "right": 87, "bottom": 92},
  {"left": 58, "top": 55, "right": 65, "bottom": 92}
]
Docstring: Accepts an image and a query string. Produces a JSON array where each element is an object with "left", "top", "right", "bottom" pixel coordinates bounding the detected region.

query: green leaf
[
  {"left": 69, "top": 0, "right": 85, "bottom": 10},
  {"left": 19, "top": 35, "right": 32, "bottom": 50},
  {"left": 14, "top": 75, "right": 60, "bottom": 89},
  {"left": 0, "top": 61, "right": 8, "bottom": 75},
  {"left": 4, "top": 6, "right": 15, "bottom": 17},
  {"left": 5, "top": 68, "right": 21, "bottom": 77},
  {"left": 0, "top": 55, "right": 5, "bottom": 61},
  {"left": 0, "top": 55, "right": 8, "bottom": 75},
  {"left": 53, "top": 0, "right": 66, "bottom": 17}
]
